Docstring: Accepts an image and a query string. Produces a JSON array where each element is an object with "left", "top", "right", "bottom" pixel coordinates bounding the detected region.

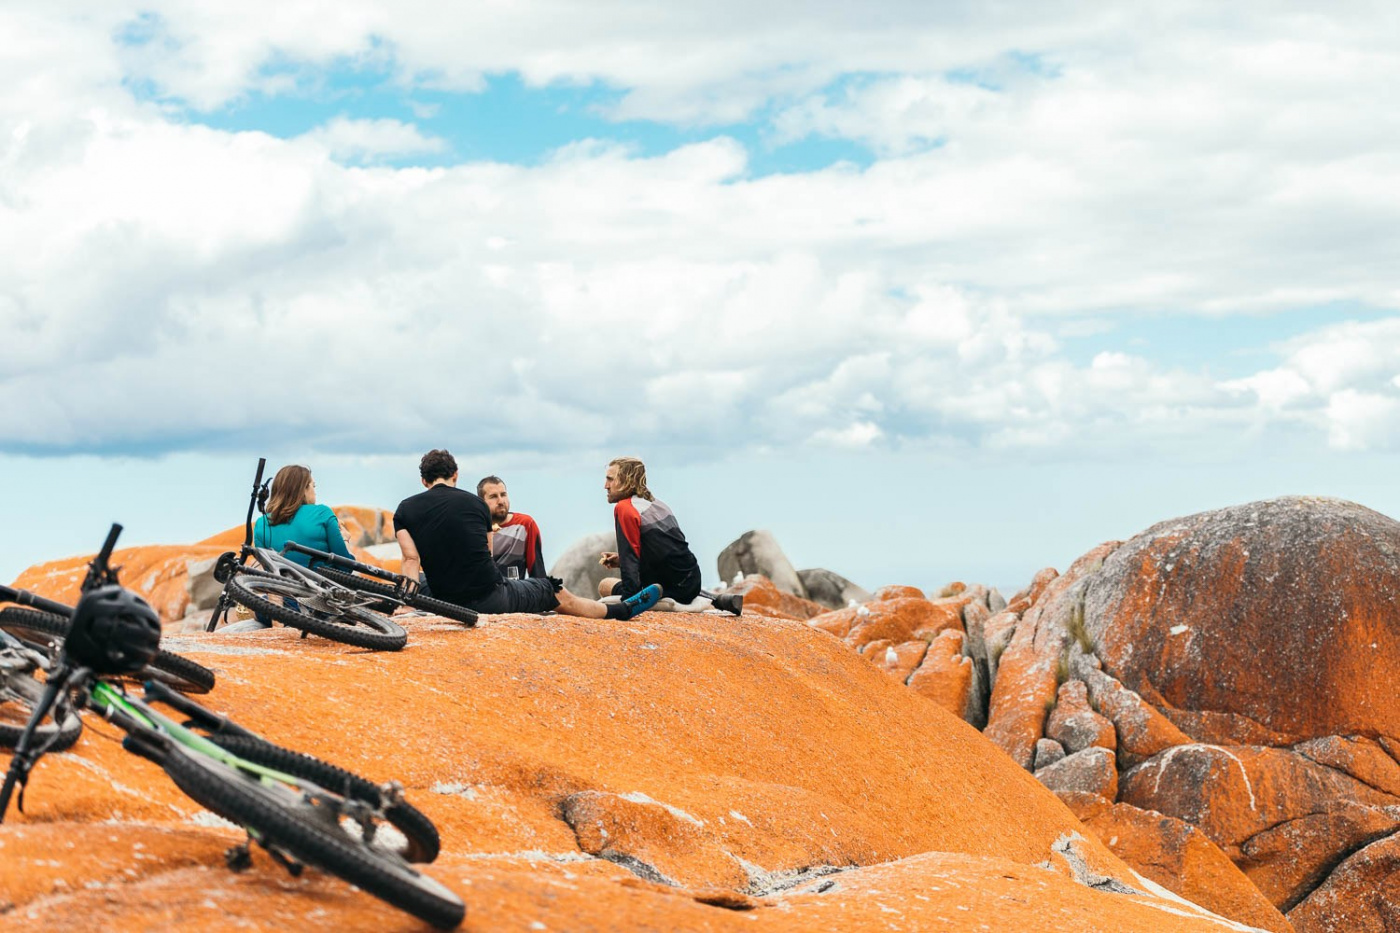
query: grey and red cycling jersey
[
  {"left": 491, "top": 512, "right": 547, "bottom": 579},
  {"left": 613, "top": 496, "right": 702, "bottom": 603}
]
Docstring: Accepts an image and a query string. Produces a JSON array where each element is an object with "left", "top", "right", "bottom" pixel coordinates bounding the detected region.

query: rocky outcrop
[
  {"left": 727, "top": 575, "right": 827, "bottom": 620},
  {"left": 549, "top": 531, "right": 616, "bottom": 598},
  {"left": 954, "top": 496, "right": 1400, "bottom": 932},
  {"left": 717, "top": 530, "right": 807, "bottom": 598},
  {"left": 1083, "top": 803, "right": 1293, "bottom": 933},
  {"left": 0, "top": 603, "right": 1247, "bottom": 931},
  {"left": 796, "top": 495, "right": 1399, "bottom": 931}
]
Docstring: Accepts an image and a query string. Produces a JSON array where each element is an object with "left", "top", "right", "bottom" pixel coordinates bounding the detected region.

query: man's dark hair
[
  {"left": 420, "top": 449, "right": 458, "bottom": 483},
  {"left": 476, "top": 475, "right": 505, "bottom": 497}
]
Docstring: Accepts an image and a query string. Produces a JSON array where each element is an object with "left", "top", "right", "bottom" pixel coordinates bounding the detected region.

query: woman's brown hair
[{"left": 266, "top": 465, "right": 313, "bottom": 525}]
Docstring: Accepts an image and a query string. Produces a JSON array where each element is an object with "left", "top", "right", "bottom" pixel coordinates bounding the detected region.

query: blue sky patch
[{"left": 148, "top": 62, "right": 876, "bottom": 175}]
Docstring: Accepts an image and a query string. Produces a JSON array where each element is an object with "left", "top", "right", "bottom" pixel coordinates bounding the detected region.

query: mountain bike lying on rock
[
  {"left": 0, "top": 524, "right": 464, "bottom": 930},
  {"left": 205, "top": 459, "right": 408, "bottom": 651},
  {"left": 288, "top": 542, "right": 478, "bottom": 627},
  {"left": 0, "top": 627, "right": 82, "bottom": 752},
  {"left": 0, "top": 526, "right": 216, "bottom": 694}
]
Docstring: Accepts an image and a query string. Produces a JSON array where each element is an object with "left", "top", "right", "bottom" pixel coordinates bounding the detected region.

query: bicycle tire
[
  {"left": 0, "top": 608, "right": 216, "bottom": 695},
  {"left": 203, "top": 733, "right": 440, "bottom": 863},
  {"left": 314, "top": 568, "right": 478, "bottom": 627},
  {"left": 0, "top": 667, "right": 82, "bottom": 752},
  {"left": 225, "top": 578, "right": 407, "bottom": 651},
  {"left": 160, "top": 744, "right": 464, "bottom": 929}
]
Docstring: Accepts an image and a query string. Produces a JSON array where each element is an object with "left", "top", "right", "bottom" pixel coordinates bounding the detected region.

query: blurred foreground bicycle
[{"left": 0, "top": 524, "right": 464, "bottom": 929}]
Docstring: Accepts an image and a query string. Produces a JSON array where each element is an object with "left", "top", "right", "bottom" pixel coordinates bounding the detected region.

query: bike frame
[
  {"left": 88, "top": 680, "right": 311, "bottom": 796},
  {"left": 283, "top": 543, "right": 403, "bottom": 586}
]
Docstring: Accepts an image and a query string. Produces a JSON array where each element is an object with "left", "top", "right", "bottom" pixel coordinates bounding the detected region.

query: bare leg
[
  {"left": 598, "top": 577, "right": 620, "bottom": 597},
  {"left": 555, "top": 587, "right": 609, "bottom": 619}
]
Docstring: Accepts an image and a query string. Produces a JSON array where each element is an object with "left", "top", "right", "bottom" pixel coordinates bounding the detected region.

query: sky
[{"left": 4, "top": 2, "right": 1400, "bottom": 594}]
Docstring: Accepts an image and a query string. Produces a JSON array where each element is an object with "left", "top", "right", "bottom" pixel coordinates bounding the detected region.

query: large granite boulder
[
  {"left": 549, "top": 532, "right": 617, "bottom": 598},
  {"left": 1083, "top": 496, "right": 1400, "bottom": 743},
  {"left": 717, "top": 530, "right": 807, "bottom": 598},
  {"left": 797, "top": 568, "right": 871, "bottom": 609}
]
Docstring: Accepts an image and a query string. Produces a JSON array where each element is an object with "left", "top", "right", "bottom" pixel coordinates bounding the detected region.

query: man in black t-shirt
[{"left": 394, "top": 449, "right": 661, "bottom": 619}]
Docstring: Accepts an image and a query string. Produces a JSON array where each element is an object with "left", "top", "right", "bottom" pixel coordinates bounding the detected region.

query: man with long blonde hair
[{"left": 599, "top": 457, "right": 742, "bottom": 615}]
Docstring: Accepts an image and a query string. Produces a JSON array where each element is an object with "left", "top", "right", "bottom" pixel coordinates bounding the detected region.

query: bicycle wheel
[
  {"left": 0, "top": 608, "right": 216, "bottom": 695},
  {"left": 0, "top": 665, "right": 82, "bottom": 752},
  {"left": 225, "top": 577, "right": 407, "bottom": 651},
  {"left": 203, "top": 732, "right": 440, "bottom": 863},
  {"left": 314, "top": 568, "right": 478, "bottom": 627},
  {"left": 161, "top": 744, "right": 464, "bottom": 928}
]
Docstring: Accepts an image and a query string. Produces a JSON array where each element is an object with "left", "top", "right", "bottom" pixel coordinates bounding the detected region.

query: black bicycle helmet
[{"left": 65, "top": 584, "right": 162, "bottom": 675}]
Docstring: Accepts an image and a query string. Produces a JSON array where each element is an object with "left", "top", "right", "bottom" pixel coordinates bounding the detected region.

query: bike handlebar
[
  {"left": 80, "top": 523, "right": 124, "bottom": 592},
  {"left": 0, "top": 584, "right": 78, "bottom": 618}
]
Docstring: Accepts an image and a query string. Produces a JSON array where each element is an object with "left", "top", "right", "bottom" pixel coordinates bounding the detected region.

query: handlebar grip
[
  {"left": 95, "top": 524, "right": 123, "bottom": 568},
  {"left": 253, "top": 457, "right": 267, "bottom": 488}
]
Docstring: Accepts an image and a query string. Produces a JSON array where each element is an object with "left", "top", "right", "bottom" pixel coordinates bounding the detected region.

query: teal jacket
[{"left": 253, "top": 504, "right": 354, "bottom": 567}]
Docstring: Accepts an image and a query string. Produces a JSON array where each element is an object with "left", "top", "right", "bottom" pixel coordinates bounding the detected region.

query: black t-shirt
[{"left": 393, "top": 484, "right": 501, "bottom": 603}]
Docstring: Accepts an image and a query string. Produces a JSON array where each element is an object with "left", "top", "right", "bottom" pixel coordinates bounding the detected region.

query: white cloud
[
  {"left": 1326, "top": 389, "right": 1400, "bottom": 451},
  {"left": 299, "top": 116, "right": 446, "bottom": 162},
  {"left": 3, "top": 2, "right": 1400, "bottom": 462}
]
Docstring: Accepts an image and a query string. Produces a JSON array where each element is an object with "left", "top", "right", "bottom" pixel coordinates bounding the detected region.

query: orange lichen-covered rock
[
  {"left": 871, "top": 584, "right": 925, "bottom": 601},
  {"left": 1084, "top": 803, "right": 1294, "bottom": 933},
  {"left": 875, "top": 640, "right": 928, "bottom": 682},
  {"left": 852, "top": 597, "right": 967, "bottom": 649},
  {"left": 1079, "top": 666, "right": 1191, "bottom": 768},
  {"left": 1083, "top": 497, "right": 1400, "bottom": 743},
  {"left": 728, "top": 575, "right": 826, "bottom": 620},
  {"left": 1289, "top": 833, "right": 1400, "bottom": 933},
  {"left": 1045, "top": 680, "right": 1116, "bottom": 755},
  {"left": 1035, "top": 747, "right": 1118, "bottom": 800},
  {"left": 9, "top": 544, "right": 227, "bottom": 621},
  {"left": 334, "top": 506, "right": 396, "bottom": 548},
  {"left": 1119, "top": 743, "right": 1400, "bottom": 910},
  {"left": 561, "top": 790, "right": 750, "bottom": 889},
  {"left": 983, "top": 542, "right": 1121, "bottom": 771},
  {"left": 906, "top": 629, "right": 973, "bottom": 719},
  {"left": 0, "top": 827, "right": 1264, "bottom": 933},
  {"left": 2, "top": 605, "right": 1200, "bottom": 930}
]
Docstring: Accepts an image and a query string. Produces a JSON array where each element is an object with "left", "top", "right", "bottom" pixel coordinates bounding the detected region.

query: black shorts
[{"left": 469, "top": 578, "right": 560, "bottom": 615}]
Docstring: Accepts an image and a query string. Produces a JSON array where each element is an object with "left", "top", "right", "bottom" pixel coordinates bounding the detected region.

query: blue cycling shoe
[{"left": 622, "top": 584, "right": 664, "bottom": 618}]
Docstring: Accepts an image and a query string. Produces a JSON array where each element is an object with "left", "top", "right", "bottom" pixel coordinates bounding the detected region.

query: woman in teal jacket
[{"left": 254, "top": 464, "right": 354, "bottom": 567}]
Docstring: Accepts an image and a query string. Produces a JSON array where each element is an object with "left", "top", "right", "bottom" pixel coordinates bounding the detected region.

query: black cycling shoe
[{"left": 711, "top": 593, "right": 743, "bottom": 616}]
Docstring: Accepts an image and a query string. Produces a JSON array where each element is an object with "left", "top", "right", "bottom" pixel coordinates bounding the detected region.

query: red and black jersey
[
  {"left": 613, "top": 496, "right": 702, "bottom": 603},
  {"left": 491, "top": 512, "right": 547, "bottom": 579}
]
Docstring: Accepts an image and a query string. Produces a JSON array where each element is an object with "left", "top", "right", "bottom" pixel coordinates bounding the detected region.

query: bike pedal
[{"left": 225, "top": 842, "right": 253, "bottom": 872}]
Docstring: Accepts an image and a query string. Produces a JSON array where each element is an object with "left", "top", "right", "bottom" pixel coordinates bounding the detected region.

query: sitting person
[
  {"left": 227, "top": 464, "right": 355, "bottom": 631},
  {"left": 478, "top": 475, "right": 547, "bottom": 580},
  {"left": 252, "top": 464, "right": 355, "bottom": 567},
  {"left": 395, "top": 450, "right": 660, "bottom": 619},
  {"left": 598, "top": 457, "right": 741, "bottom": 615}
]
